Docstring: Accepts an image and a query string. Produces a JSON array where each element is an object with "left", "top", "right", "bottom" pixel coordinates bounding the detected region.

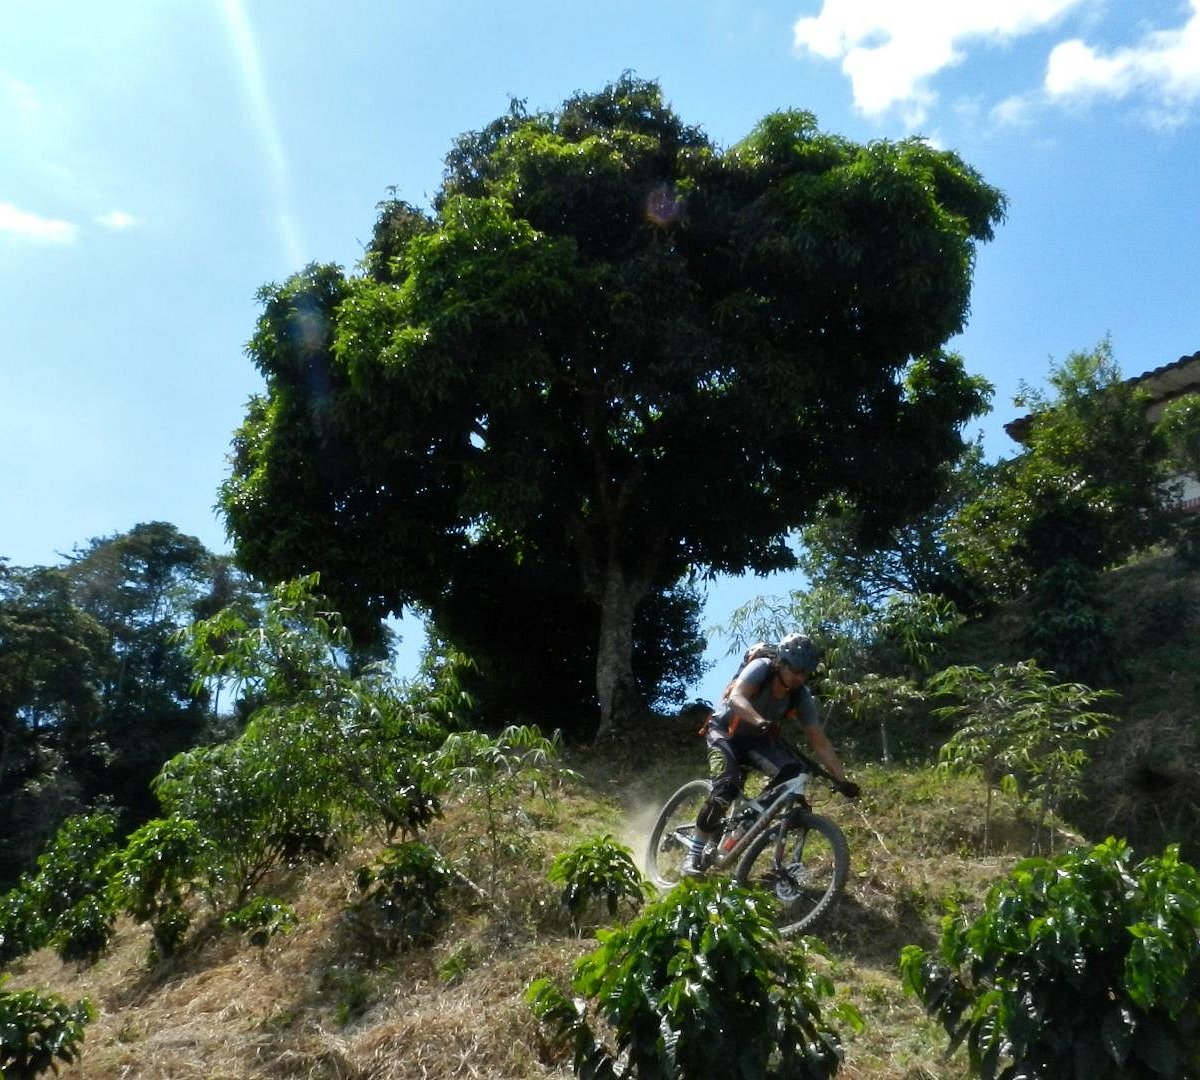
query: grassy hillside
[
  {"left": 5, "top": 748, "right": 1066, "bottom": 1078},
  {"left": 5, "top": 554, "right": 1198, "bottom": 1079}
]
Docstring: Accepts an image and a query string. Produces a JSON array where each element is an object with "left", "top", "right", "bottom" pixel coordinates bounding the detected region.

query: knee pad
[
  {"left": 710, "top": 773, "right": 742, "bottom": 806},
  {"left": 698, "top": 773, "right": 740, "bottom": 833},
  {"left": 697, "top": 799, "right": 729, "bottom": 834}
]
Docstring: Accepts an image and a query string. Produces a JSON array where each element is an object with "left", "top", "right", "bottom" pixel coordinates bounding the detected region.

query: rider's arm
[
  {"left": 723, "top": 662, "right": 773, "bottom": 731},
  {"left": 801, "top": 723, "right": 850, "bottom": 785}
]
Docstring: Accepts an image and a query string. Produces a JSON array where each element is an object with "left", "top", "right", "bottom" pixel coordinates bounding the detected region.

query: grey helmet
[{"left": 776, "top": 633, "right": 821, "bottom": 673}]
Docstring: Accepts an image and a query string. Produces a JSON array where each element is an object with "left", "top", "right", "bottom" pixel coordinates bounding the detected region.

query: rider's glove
[{"left": 835, "top": 779, "right": 861, "bottom": 800}]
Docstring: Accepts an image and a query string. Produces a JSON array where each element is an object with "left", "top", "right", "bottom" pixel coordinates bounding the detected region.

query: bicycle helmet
[{"left": 776, "top": 633, "right": 821, "bottom": 673}]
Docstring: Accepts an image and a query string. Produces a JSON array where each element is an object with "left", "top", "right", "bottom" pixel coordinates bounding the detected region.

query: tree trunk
[{"left": 592, "top": 563, "right": 649, "bottom": 741}]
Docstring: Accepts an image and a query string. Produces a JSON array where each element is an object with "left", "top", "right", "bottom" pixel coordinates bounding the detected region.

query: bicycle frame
[{"left": 707, "top": 771, "right": 811, "bottom": 872}]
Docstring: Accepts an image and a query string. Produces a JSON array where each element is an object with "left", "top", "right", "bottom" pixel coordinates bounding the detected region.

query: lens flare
[{"left": 644, "top": 185, "right": 680, "bottom": 227}]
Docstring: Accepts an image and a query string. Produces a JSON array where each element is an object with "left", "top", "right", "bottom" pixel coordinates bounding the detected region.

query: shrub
[
  {"left": 1023, "top": 558, "right": 1115, "bottom": 685},
  {"left": 930, "top": 661, "right": 1114, "bottom": 853},
  {"left": 0, "top": 976, "right": 95, "bottom": 1079},
  {"left": 901, "top": 837, "right": 1200, "bottom": 1078},
  {"left": 222, "top": 896, "right": 298, "bottom": 947},
  {"left": 49, "top": 893, "right": 115, "bottom": 967},
  {"left": 153, "top": 732, "right": 341, "bottom": 906},
  {"left": 0, "top": 880, "right": 45, "bottom": 965},
  {"left": 435, "top": 724, "right": 576, "bottom": 894},
  {"left": 181, "top": 575, "right": 449, "bottom": 850},
  {"left": 27, "top": 813, "right": 118, "bottom": 923},
  {"left": 109, "top": 816, "right": 210, "bottom": 960},
  {"left": 0, "top": 813, "right": 119, "bottom": 966},
  {"left": 546, "top": 834, "right": 651, "bottom": 932},
  {"left": 527, "top": 879, "right": 860, "bottom": 1078},
  {"left": 347, "top": 842, "right": 456, "bottom": 957}
]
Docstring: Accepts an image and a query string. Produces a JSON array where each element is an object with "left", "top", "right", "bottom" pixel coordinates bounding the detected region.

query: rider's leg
[
  {"left": 684, "top": 740, "right": 743, "bottom": 876},
  {"left": 745, "top": 745, "right": 811, "bottom": 825},
  {"left": 746, "top": 743, "right": 805, "bottom": 794}
]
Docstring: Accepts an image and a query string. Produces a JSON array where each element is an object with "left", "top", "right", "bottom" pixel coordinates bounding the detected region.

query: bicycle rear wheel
[
  {"left": 644, "top": 779, "right": 711, "bottom": 889},
  {"left": 735, "top": 811, "right": 848, "bottom": 935}
]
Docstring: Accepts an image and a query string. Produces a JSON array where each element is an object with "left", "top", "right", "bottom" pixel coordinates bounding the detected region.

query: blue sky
[{"left": 3, "top": 1, "right": 1199, "bottom": 700}]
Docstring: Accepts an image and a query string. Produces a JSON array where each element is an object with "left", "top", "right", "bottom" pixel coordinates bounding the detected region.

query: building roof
[
  {"left": 1004, "top": 350, "right": 1200, "bottom": 444},
  {"left": 1136, "top": 351, "right": 1200, "bottom": 422}
]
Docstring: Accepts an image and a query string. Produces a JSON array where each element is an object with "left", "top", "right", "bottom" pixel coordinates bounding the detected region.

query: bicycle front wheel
[
  {"left": 735, "top": 811, "right": 848, "bottom": 935},
  {"left": 644, "top": 779, "right": 711, "bottom": 889}
]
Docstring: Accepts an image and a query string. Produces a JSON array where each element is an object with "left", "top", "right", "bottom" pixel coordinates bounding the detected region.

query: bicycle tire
[
  {"left": 644, "top": 778, "right": 712, "bottom": 889},
  {"left": 734, "top": 810, "right": 848, "bottom": 935}
]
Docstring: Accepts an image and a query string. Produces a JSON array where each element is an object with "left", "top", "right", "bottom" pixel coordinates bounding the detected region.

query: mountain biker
[{"left": 682, "top": 632, "right": 860, "bottom": 877}]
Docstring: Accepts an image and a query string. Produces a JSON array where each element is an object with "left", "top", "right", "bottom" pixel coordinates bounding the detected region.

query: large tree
[
  {"left": 0, "top": 524, "right": 245, "bottom": 884},
  {"left": 221, "top": 76, "right": 1003, "bottom": 735},
  {"left": 63, "top": 522, "right": 236, "bottom": 815},
  {"left": 0, "top": 562, "right": 107, "bottom": 880}
]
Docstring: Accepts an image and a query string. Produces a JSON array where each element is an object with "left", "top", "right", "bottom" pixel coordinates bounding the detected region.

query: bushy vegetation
[
  {"left": 0, "top": 812, "right": 120, "bottom": 967},
  {"left": 902, "top": 838, "right": 1200, "bottom": 1078},
  {"left": 528, "top": 879, "right": 861, "bottom": 1079},
  {"left": 346, "top": 842, "right": 457, "bottom": 957},
  {"left": 0, "top": 976, "right": 94, "bottom": 1079},
  {"left": 0, "top": 576, "right": 533, "bottom": 973},
  {"left": 547, "top": 834, "right": 652, "bottom": 933},
  {"left": 221, "top": 896, "right": 298, "bottom": 948},
  {"left": 0, "top": 525, "right": 249, "bottom": 889}
]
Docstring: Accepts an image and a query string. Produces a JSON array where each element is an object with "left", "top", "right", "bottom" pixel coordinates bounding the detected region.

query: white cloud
[
  {"left": 0, "top": 71, "right": 39, "bottom": 114},
  {"left": 1045, "top": 0, "right": 1200, "bottom": 122},
  {"left": 0, "top": 202, "right": 76, "bottom": 244},
  {"left": 794, "top": 0, "right": 1088, "bottom": 121},
  {"left": 991, "top": 92, "right": 1039, "bottom": 127},
  {"left": 96, "top": 209, "right": 139, "bottom": 230}
]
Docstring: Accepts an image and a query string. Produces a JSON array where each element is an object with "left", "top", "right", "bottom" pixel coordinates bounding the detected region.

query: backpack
[
  {"left": 741, "top": 641, "right": 778, "bottom": 667},
  {"left": 692, "top": 643, "right": 780, "bottom": 736}
]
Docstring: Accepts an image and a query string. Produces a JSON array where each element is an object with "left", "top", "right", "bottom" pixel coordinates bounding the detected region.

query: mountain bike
[{"left": 644, "top": 761, "right": 849, "bottom": 935}]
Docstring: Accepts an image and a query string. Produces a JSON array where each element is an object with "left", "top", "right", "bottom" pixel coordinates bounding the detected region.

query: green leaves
[
  {"left": 530, "top": 878, "right": 859, "bottom": 1078},
  {"left": 952, "top": 339, "right": 1171, "bottom": 595},
  {"left": 435, "top": 724, "right": 574, "bottom": 894},
  {"left": 929, "top": 661, "right": 1114, "bottom": 853},
  {"left": 221, "top": 896, "right": 298, "bottom": 948},
  {"left": 904, "top": 838, "right": 1200, "bottom": 1078},
  {"left": 221, "top": 74, "right": 1004, "bottom": 732},
  {"left": 108, "top": 816, "right": 209, "bottom": 960},
  {"left": 168, "top": 576, "right": 453, "bottom": 904},
  {"left": 547, "top": 835, "right": 651, "bottom": 931},
  {"left": 0, "top": 977, "right": 95, "bottom": 1080},
  {"left": 0, "top": 812, "right": 120, "bottom": 967},
  {"left": 347, "top": 842, "right": 455, "bottom": 957}
]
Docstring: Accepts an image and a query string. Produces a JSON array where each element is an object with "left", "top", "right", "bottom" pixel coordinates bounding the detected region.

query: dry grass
[
  {"left": 8, "top": 839, "right": 586, "bottom": 1079},
  {"left": 0, "top": 727, "right": 1104, "bottom": 1079}
]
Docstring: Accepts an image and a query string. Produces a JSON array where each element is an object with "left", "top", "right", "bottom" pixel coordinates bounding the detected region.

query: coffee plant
[
  {"left": 902, "top": 837, "right": 1200, "bottom": 1078},
  {"left": 0, "top": 976, "right": 95, "bottom": 1079},
  {"left": 347, "top": 841, "right": 457, "bottom": 957},
  {"left": 222, "top": 896, "right": 298, "bottom": 947},
  {"left": 109, "top": 816, "right": 211, "bottom": 960},
  {"left": 546, "top": 834, "right": 651, "bottom": 932},
  {"left": 528, "top": 878, "right": 860, "bottom": 1078}
]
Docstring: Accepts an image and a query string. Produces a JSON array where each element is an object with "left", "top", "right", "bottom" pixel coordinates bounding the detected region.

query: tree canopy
[
  {"left": 951, "top": 339, "right": 1170, "bottom": 592},
  {"left": 0, "top": 524, "right": 244, "bottom": 885},
  {"left": 221, "top": 75, "right": 1004, "bottom": 734}
]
